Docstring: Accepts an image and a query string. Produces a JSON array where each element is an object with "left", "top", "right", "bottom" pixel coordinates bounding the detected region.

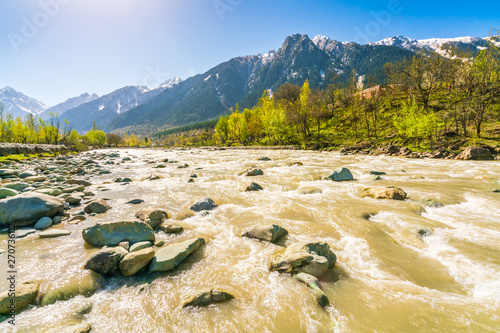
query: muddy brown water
[{"left": 1, "top": 149, "right": 499, "bottom": 332}]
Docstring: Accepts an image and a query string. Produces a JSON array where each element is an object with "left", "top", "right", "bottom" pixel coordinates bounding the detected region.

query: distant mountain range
[{"left": 1, "top": 34, "right": 491, "bottom": 133}]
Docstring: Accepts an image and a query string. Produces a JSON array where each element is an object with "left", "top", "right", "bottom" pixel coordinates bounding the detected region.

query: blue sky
[{"left": 0, "top": 0, "right": 498, "bottom": 106}]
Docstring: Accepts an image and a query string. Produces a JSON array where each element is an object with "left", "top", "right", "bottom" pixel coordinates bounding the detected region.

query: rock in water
[
  {"left": 119, "top": 247, "right": 155, "bottom": 276},
  {"left": 242, "top": 224, "right": 288, "bottom": 244},
  {"left": 269, "top": 242, "right": 336, "bottom": 277},
  {"left": 0, "top": 281, "right": 40, "bottom": 314},
  {"left": 456, "top": 146, "right": 494, "bottom": 160},
  {"left": 34, "top": 216, "right": 53, "bottom": 230},
  {"left": 39, "top": 271, "right": 100, "bottom": 306},
  {"left": 135, "top": 209, "right": 169, "bottom": 229},
  {"left": 326, "top": 167, "right": 353, "bottom": 181},
  {"left": 39, "top": 229, "right": 72, "bottom": 238},
  {"left": 127, "top": 199, "right": 144, "bottom": 205},
  {"left": 82, "top": 221, "right": 155, "bottom": 247},
  {"left": 294, "top": 272, "right": 329, "bottom": 308},
  {"left": 362, "top": 187, "right": 407, "bottom": 200},
  {"left": 84, "top": 247, "right": 128, "bottom": 274},
  {"left": 183, "top": 289, "right": 234, "bottom": 307},
  {"left": 83, "top": 199, "right": 111, "bottom": 214},
  {"left": 238, "top": 166, "right": 264, "bottom": 176},
  {"left": 190, "top": 198, "right": 218, "bottom": 212},
  {"left": 243, "top": 182, "right": 263, "bottom": 192},
  {"left": 0, "top": 192, "right": 64, "bottom": 228},
  {"left": 149, "top": 238, "right": 205, "bottom": 272}
]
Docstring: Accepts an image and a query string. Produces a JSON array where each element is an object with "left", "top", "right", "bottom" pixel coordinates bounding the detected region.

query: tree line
[{"left": 159, "top": 32, "right": 499, "bottom": 148}]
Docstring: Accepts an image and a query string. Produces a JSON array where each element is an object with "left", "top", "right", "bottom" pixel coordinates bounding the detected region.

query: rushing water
[{"left": 1, "top": 148, "right": 500, "bottom": 332}]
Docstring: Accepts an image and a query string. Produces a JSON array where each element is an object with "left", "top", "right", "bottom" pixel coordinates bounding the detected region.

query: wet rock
[
  {"left": 362, "top": 187, "right": 407, "bottom": 200},
  {"left": 34, "top": 216, "right": 53, "bottom": 230},
  {"left": 15, "top": 228, "right": 37, "bottom": 238},
  {"left": 190, "top": 198, "right": 218, "bottom": 212},
  {"left": 84, "top": 246, "right": 128, "bottom": 274},
  {"left": 0, "top": 281, "right": 39, "bottom": 314},
  {"left": 0, "top": 192, "right": 64, "bottom": 228},
  {"left": 149, "top": 238, "right": 205, "bottom": 272},
  {"left": 40, "top": 272, "right": 100, "bottom": 306},
  {"left": 242, "top": 224, "right": 288, "bottom": 244},
  {"left": 119, "top": 241, "right": 130, "bottom": 251},
  {"left": 135, "top": 209, "right": 169, "bottom": 230},
  {"left": 65, "top": 195, "right": 82, "bottom": 205},
  {"left": 130, "top": 241, "right": 152, "bottom": 252},
  {"left": 419, "top": 198, "right": 443, "bottom": 208},
  {"left": 183, "top": 289, "right": 234, "bottom": 307},
  {"left": 39, "top": 229, "right": 72, "bottom": 238},
  {"left": 369, "top": 171, "right": 386, "bottom": 175},
  {"left": 269, "top": 242, "right": 336, "bottom": 277},
  {"left": 326, "top": 167, "right": 353, "bottom": 181},
  {"left": 62, "top": 185, "right": 85, "bottom": 194},
  {"left": 3, "top": 182, "right": 29, "bottom": 191},
  {"left": 178, "top": 164, "right": 189, "bottom": 169},
  {"left": 119, "top": 247, "right": 155, "bottom": 276},
  {"left": 243, "top": 182, "right": 263, "bottom": 192},
  {"left": 258, "top": 157, "right": 272, "bottom": 161},
  {"left": 127, "top": 199, "right": 144, "bottom": 205},
  {"left": 161, "top": 224, "right": 184, "bottom": 234},
  {"left": 297, "top": 187, "right": 322, "bottom": 195},
  {"left": 0, "top": 169, "right": 19, "bottom": 177},
  {"left": 418, "top": 229, "right": 431, "bottom": 237},
  {"left": 114, "top": 177, "right": 132, "bottom": 183},
  {"left": 82, "top": 221, "right": 155, "bottom": 247},
  {"left": 176, "top": 210, "right": 195, "bottom": 220},
  {"left": 66, "top": 179, "right": 92, "bottom": 187},
  {"left": 238, "top": 166, "right": 264, "bottom": 176},
  {"left": 155, "top": 240, "right": 165, "bottom": 247},
  {"left": 0, "top": 188, "right": 18, "bottom": 199},
  {"left": 290, "top": 162, "right": 303, "bottom": 166},
  {"left": 410, "top": 175, "right": 425, "bottom": 180},
  {"left": 456, "top": 146, "right": 494, "bottom": 161},
  {"left": 294, "top": 272, "right": 329, "bottom": 308},
  {"left": 83, "top": 199, "right": 111, "bottom": 214},
  {"left": 25, "top": 175, "right": 48, "bottom": 182},
  {"left": 53, "top": 323, "right": 92, "bottom": 333}
]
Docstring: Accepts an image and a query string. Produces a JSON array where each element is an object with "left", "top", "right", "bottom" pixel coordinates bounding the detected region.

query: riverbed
[{"left": 1, "top": 148, "right": 499, "bottom": 332}]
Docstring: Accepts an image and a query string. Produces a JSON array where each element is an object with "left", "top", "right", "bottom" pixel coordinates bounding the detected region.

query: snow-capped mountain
[
  {"left": 370, "top": 35, "right": 489, "bottom": 55},
  {"left": 39, "top": 93, "right": 99, "bottom": 119},
  {"left": 0, "top": 86, "right": 48, "bottom": 118},
  {"left": 159, "top": 77, "right": 182, "bottom": 89},
  {"left": 59, "top": 85, "right": 168, "bottom": 132}
]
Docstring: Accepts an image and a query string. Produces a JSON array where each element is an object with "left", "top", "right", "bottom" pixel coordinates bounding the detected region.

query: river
[{"left": 1, "top": 148, "right": 499, "bottom": 332}]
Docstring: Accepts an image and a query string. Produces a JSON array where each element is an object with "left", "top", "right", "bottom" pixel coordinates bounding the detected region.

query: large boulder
[
  {"left": 82, "top": 221, "right": 155, "bottom": 247},
  {"left": 183, "top": 289, "right": 234, "bottom": 307},
  {"left": 269, "top": 242, "right": 336, "bottom": 277},
  {"left": 242, "top": 224, "right": 288, "bottom": 244},
  {"left": 456, "top": 146, "right": 494, "bottom": 161},
  {"left": 0, "top": 192, "right": 64, "bottom": 228},
  {"left": 326, "top": 167, "right": 353, "bottom": 181},
  {"left": 0, "top": 281, "right": 40, "bottom": 314},
  {"left": 238, "top": 166, "right": 264, "bottom": 176},
  {"left": 119, "top": 247, "right": 155, "bottom": 276},
  {"left": 190, "top": 198, "right": 218, "bottom": 212},
  {"left": 149, "top": 238, "right": 205, "bottom": 272},
  {"left": 362, "top": 186, "right": 407, "bottom": 200},
  {"left": 83, "top": 199, "right": 111, "bottom": 214},
  {"left": 84, "top": 247, "right": 128, "bottom": 274},
  {"left": 135, "top": 209, "right": 169, "bottom": 230}
]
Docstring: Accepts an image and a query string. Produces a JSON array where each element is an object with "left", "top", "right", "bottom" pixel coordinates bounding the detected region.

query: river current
[{"left": 1, "top": 148, "right": 499, "bottom": 332}]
